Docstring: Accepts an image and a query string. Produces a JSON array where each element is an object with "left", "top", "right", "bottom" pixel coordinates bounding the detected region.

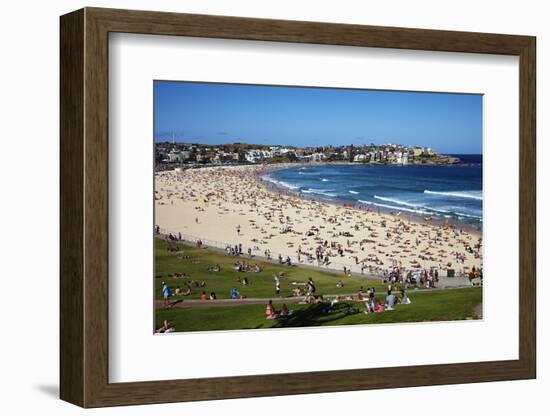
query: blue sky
[{"left": 154, "top": 81, "right": 482, "bottom": 154}]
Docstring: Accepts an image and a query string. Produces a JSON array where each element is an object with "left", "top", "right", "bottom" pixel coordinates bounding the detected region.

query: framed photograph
[{"left": 60, "top": 7, "right": 536, "bottom": 408}]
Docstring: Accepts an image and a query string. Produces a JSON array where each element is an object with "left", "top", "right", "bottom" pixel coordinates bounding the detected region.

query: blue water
[{"left": 263, "top": 154, "right": 482, "bottom": 226}]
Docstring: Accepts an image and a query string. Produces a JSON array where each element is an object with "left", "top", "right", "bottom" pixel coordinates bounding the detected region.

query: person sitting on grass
[
  {"left": 364, "top": 298, "right": 375, "bottom": 314},
  {"left": 192, "top": 279, "right": 207, "bottom": 288},
  {"left": 208, "top": 264, "right": 221, "bottom": 272},
  {"left": 209, "top": 292, "right": 217, "bottom": 300},
  {"left": 174, "top": 285, "right": 191, "bottom": 296},
  {"left": 313, "top": 295, "right": 325, "bottom": 304},
  {"left": 375, "top": 300, "right": 385, "bottom": 313},
  {"left": 385, "top": 290, "right": 396, "bottom": 310},
  {"left": 200, "top": 291, "right": 208, "bottom": 301},
  {"left": 398, "top": 289, "right": 411, "bottom": 305},
  {"left": 155, "top": 320, "right": 174, "bottom": 334},
  {"left": 161, "top": 282, "right": 172, "bottom": 307},
  {"left": 367, "top": 287, "right": 376, "bottom": 303},
  {"left": 336, "top": 280, "right": 344, "bottom": 288},
  {"left": 292, "top": 287, "right": 304, "bottom": 297},
  {"left": 279, "top": 303, "right": 293, "bottom": 317},
  {"left": 230, "top": 287, "right": 242, "bottom": 299},
  {"left": 265, "top": 300, "right": 279, "bottom": 319}
]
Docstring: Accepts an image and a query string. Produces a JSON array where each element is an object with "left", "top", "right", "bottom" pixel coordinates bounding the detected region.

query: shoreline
[
  {"left": 156, "top": 156, "right": 480, "bottom": 173},
  {"left": 254, "top": 163, "right": 483, "bottom": 236}
]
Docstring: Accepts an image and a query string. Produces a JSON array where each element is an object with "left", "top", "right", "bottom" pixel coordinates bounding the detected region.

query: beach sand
[{"left": 155, "top": 165, "right": 482, "bottom": 277}]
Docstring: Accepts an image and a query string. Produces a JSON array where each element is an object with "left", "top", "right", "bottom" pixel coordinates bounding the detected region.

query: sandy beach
[{"left": 155, "top": 165, "right": 483, "bottom": 278}]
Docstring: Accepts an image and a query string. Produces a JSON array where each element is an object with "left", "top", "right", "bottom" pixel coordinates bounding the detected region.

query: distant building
[
  {"left": 168, "top": 149, "right": 181, "bottom": 163},
  {"left": 412, "top": 147, "right": 423, "bottom": 157},
  {"left": 245, "top": 150, "right": 264, "bottom": 163},
  {"left": 311, "top": 153, "right": 325, "bottom": 162},
  {"left": 395, "top": 151, "right": 402, "bottom": 164}
]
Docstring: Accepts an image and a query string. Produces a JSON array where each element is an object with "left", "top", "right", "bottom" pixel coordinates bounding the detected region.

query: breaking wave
[
  {"left": 424, "top": 190, "right": 483, "bottom": 201},
  {"left": 261, "top": 176, "right": 300, "bottom": 190},
  {"left": 302, "top": 188, "right": 337, "bottom": 198}
]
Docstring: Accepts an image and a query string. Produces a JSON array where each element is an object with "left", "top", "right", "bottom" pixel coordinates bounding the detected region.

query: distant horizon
[{"left": 154, "top": 81, "right": 483, "bottom": 154}]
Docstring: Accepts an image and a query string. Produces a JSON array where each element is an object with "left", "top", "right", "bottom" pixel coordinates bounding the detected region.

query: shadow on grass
[{"left": 273, "top": 302, "right": 360, "bottom": 328}]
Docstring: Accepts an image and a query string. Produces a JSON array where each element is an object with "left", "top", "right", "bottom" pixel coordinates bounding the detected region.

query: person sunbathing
[
  {"left": 174, "top": 285, "right": 191, "bottom": 296},
  {"left": 310, "top": 295, "right": 325, "bottom": 304},
  {"left": 292, "top": 287, "right": 304, "bottom": 297}
]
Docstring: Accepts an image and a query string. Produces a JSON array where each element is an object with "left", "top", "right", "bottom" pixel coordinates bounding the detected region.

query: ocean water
[{"left": 263, "top": 154, "right": 482, "bottom": 227}]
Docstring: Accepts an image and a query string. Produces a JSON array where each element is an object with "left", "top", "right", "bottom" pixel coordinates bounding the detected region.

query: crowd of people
[
  {"left": 155, "top": 166, "right": 483, "bottom": 289},
  {"left": 261, "top": 285, "right": 412, "bottom": 322},
  {"left": 234, "top": 260, "right": 262, "bottom": 273}
]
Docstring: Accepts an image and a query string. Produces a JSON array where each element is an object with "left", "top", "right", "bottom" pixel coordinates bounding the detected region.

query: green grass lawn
[
  {"left": 154, "top": 238, "right": 482, "bottom": 333},
  {"left": 156, "top": 287, "right": 482, "bottom": 332},
  {"left": 155, "top": 238, "right": 388, "bottom": 300}
]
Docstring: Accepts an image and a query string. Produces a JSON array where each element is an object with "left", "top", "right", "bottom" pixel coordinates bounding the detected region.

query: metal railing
[
  {"left": 156, "top": 227, "right": 475, "bottom": 281},
  {"left": 155, "top": 227, "right": 383, "bottom": 278}
]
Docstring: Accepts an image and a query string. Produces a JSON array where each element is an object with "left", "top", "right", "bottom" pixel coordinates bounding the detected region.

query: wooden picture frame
[{"left": 60, "top": 7, "right": 536, "bottom": 408}]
